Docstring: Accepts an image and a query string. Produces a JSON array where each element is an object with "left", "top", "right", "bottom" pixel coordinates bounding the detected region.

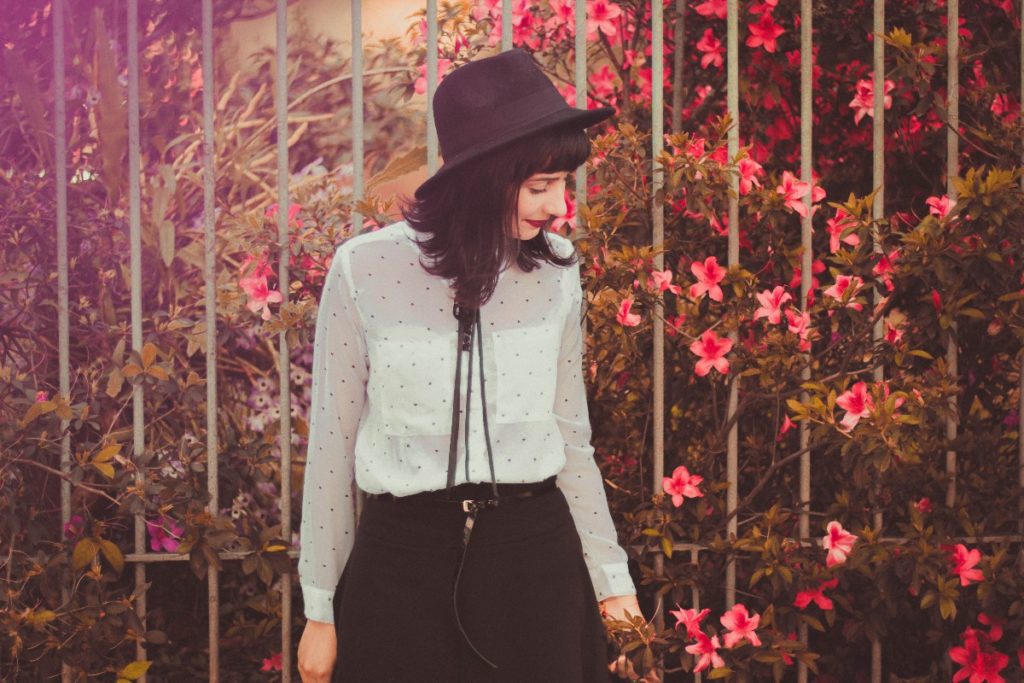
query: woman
[{"left": 297, "top": 49, "right": 655, "bottom": 682}]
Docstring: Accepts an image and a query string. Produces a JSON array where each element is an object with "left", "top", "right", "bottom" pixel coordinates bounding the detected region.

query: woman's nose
[{"left": 545, "top": 189, "right": 568, "bottom": 217}]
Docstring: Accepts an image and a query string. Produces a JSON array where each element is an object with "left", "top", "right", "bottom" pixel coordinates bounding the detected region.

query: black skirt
[{"left": 331, "top": 480, "right": 612, "bottom": 682}]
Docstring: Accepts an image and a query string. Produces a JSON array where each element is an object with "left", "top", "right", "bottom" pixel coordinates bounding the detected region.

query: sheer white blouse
[{"left": 298, "top": 220, "right": 637, "bottom": 624}]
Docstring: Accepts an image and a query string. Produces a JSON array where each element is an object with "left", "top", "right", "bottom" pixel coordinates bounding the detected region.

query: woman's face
[{"left": 512, "top": 171, "right": 572, "bottom": 240}]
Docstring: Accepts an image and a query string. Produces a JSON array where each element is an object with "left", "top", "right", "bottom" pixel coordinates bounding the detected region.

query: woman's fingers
[{"left": 607, "top": 652, "right": 662, "bottom": 682}]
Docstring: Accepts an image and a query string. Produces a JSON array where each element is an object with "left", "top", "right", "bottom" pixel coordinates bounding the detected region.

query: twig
[{"left": 9, "top": 458, "right": 121, "bottom": 506}]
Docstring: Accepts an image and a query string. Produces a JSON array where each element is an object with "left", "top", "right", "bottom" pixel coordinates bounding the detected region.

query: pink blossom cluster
[
  {"left": 669, "top": 602, "right": 764, "bottom": 673},
  {"left": 949, "top": 614, "right": 1016, "bottom": 683}
]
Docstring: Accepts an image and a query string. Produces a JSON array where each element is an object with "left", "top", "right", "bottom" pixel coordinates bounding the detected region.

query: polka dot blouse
[{"left": 298, "top": 220, "right": 637, "bottom": 624}]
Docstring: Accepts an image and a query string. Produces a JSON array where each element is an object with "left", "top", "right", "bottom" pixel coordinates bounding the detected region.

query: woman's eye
[{"left": 528, "top": 188, "right": 546, "bottom": 195}]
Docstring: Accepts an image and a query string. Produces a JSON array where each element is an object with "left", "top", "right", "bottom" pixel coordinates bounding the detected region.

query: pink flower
[
  {"left": 794, "top": 578, "right": 839, "bottom": 610},
  {"left": 749, "top": 0, "right": 778, "bottom": 13},
  {"left": 665, "top": 314, "right": 686, "bottom": 337},
  {"left": 949, "top": 544, "right": 984, "bottom": 586},
  {"left": 616, "top": 298, "right": 641, "bottom": 327},
  {"left": 264, "top": 202, "right": 303, "bottom": 228},
  {"left": 414, "top": 58, "right": 453, "bottom": 95},
  {"left": 737, "top": 157, "right": 764, "bottom": 195},
  {"left": 873, "top": 249, "right": 899, "bottom": 292},
  {"left": 775, "top": 171, "right": 824, "bottom": 218},
  {"left": 648, "top": 269, "right": 683, "bottom": 295},
  {"left": 777, "top": 414, "right": 796, "bottom": 441},
  {"left": 239, "top": 253, "right": 284, "bottom": 321},
  {"left": 884, "top": 318, "right": 905, "bottom": 346},
  {"left": 825, "top": 208, "right": 860, "bottom": 253},
  {"left": 242, "top": 276, "right": 284, "bottom": 321},
  {"left": 849, "top": 76, "right": 895, "bottom": 125},
  {"left": 35, "top": 390, "right": 48, "bottom": 402},
  {"left": 146, "top": 515, "right": 184, "bottom": 553},
  {"left": 926, "top": 194, "right": 956, "bottom": 219},
  {"left": 694, "top": 0, "right": 727, "bottom": 19},
  {"left": 836, "top": 381, "right": 873, "bottom": 431},
  {"left": 689, "top": 256, "right": 726, "bottom": 302},
  {"left": 689, "top": 329, "right": 734, "bottom": 377},
  {"left": 670, "top": 605, "right": 710, "bottom": 638},
  {"left": 788, "top": 259, "right": 825, "bottom": 293},
  {"left": 685, "top": 632, "right": 725, "bottom": 673},
  {"left": 696, "top": 28, "right": 724, "bottom": 69},
  {"left": 914, "top": 497, "right": 932, "bottom": 513},
  {"left": 64, "top": 514, "right": 85, "bottom": 540},
  {"left": 720, "top": 603, "right": 762, "bottom": 648},
  {"left": 586, "top": 0, "right": 623, "bottom": 39},
  {"left": 822, "top": 520, "right": 857, "bottom": 567},
  {"left": 991, "top": 93, "right": 1019, "bottom": 122},
  {"left": 588, "top": 64, "right": 619, "bottom": 104},
  {"left": 950, "top": 626, "right": 1009, "bottom": 683},
  {"left": 824, "top": 274, "right": 864, "bottom": 311},
  {"left": 260, "top": 652, "right": 283, "bottom": 672},
  {"left": 662, "top": 465, "right": 704, "bottom": 507},
  {"left": 754, "top": 286, "right": 792, "bottom": 324},
  {"left": 550, "top": 191, "right": 576, "bottom": 232},
  {"left": 785, "top": 307, "right": 812, "bottom": 351},
  {"left": 746, "top": 12, "right": 785, "bottom": 53},
  {"left": 546, "top": 0, "right": 576, "bottom": 38}
]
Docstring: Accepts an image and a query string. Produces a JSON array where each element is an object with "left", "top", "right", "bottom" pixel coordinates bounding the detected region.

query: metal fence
[{"left": 45, "top": 0, "right": 1024, "bottom": 681}]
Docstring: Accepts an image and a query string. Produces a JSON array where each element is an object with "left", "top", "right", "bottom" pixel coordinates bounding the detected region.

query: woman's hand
[
  {"left": 297, "top": 619, "right": 336, "bottom": 683},
  {"left": 601, "top": 595, "right": 662, "bottom": 683}
]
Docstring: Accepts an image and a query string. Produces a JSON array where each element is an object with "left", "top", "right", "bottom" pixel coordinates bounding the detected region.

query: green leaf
[
  {"left": 118, "top": 660, "right": 151, "bottom": 680},
  {"left": 92, "top": 462, "right": 115, "bottom": 479},
  {"left": 72, "top": 538, "right": 98, "bottom": 571},
  {"left": 98, "top": 539, "right": 124, "bottom": 573},
  {"left": 939, "top": 597, "right": 957, "bottom": 621},
  {"left": 707, "top": 667, "right": 733, "bottom": 679}
]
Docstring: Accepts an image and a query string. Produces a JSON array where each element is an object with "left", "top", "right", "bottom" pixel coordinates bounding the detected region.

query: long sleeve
[
  {"left": 298, "top": 244, "right": 368, "bottom": 624},
  {"left": 553, "top": 260, "right": 637, "bottom": 601}
]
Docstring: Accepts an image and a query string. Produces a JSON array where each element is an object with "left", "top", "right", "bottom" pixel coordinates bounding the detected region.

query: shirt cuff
[
  {"left": 301, "top": 584, "right": 336, "bottom": 625},
  {"left": 591, "top": 562, "right": 637, "bottom": 602}
]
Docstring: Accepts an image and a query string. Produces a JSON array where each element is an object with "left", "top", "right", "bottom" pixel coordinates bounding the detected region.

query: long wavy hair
[{"left": 399, "top": 123, "right": 592, "bottom": 309}]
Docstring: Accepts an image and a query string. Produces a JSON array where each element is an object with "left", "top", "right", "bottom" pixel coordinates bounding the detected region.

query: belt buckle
[{"left": 461, "top": 498, "right": 499, "bottom": 513}]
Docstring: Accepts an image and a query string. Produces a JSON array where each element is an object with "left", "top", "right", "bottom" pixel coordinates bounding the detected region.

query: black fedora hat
[{"left": 414, "top": 49, "right": 615, "bottom": 200}]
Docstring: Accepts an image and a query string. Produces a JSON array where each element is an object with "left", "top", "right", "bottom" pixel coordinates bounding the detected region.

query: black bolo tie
[{"left": 446, "top": 302, "right": 500, "bottom": 669}]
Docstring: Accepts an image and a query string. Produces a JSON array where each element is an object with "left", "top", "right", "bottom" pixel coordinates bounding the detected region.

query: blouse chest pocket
[
  {"left": 491, "top": 321, "right": 561, "bottom": 424},
  {"left": 369, "top": 334, "right": 455, "bottom": 436}
]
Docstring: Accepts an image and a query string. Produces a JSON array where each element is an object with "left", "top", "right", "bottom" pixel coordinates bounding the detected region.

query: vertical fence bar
[
  {"left": 796, "top": 2, "right": 813, "bottom": 679},
  {"left": 126, "top": 0, "right": 148, "bottom": 675},
  {"left": 944, "top": 0, "right": 958, "bottom": 510},
  {"left": 724, "top": 0, "right": 739, "bottom": 610},
  {"left": 870, "top": 0, "right": 886, "bottom": 680},
  {"left": 426, "top": 0, "right": 438, "bottom": 177},
  {"left": 274, "top": 1, "right": 293, "bottom": 678},
  {"left": 651, "top": 0, "right": 666, "bottom": 636},
  {"left": 53, "top": 2, "right": 71, "bottom": 680},
  {"left": 351, "top": 0, "right": 364, "bottom": 234},
  {"left": 350, "top": 0, "right": 366, "bottom": 531},
  {"left": 574, "top": 0, "right": 587, "bottom": 234},
  {"left": 200, "top": 0, "right": 220, "bottom": 679},
  {"left": 671, "top": 0, "right": 685, "bottom": 135},
  {"left": 501, "top": 0, "right": 512, "bottom": 52},
  {"left": 1019, "top": 0, "right": 1024, "bottom": 570}
]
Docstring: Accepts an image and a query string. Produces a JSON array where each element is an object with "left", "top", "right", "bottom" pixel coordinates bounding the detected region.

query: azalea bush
[
  {"left": 3, "top": 0, "right": 1024, "bottom": 680},
  {"left": 1, "top": 0, "right": 422, "bottom": 678}
]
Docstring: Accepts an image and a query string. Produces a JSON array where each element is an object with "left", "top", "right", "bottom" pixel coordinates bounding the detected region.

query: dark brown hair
[{"left": 399, "top": 124, "right": 592, "bottom": 309}]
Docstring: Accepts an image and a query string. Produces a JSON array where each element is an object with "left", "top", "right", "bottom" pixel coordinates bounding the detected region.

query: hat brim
[{"left": 414, "top": 105, "right": 615, "bottom": 200}]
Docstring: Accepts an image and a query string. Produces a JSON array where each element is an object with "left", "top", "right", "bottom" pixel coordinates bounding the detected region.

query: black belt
[{"left": 365, "top": 476, "right": 557, "bottom": 511}]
